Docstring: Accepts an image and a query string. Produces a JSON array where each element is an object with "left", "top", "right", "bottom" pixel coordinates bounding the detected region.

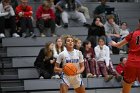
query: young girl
[
  {"left": 53, "top": 37, "right": 65, "bottom": 59},
  {"left": 120, "top": 22, "right": 129, "bottom": 40},
  {"left": 94, "top": 37, "right": 113, "bottom": 82},
  {"left": 54, "top": 35, "right": 86, "bottom": 93},
  {"left": 34, "top": 42, "right": 56, "bottom": 79},
  {"left": 82, "top": 40, "right": 96, "bottom": 78}
]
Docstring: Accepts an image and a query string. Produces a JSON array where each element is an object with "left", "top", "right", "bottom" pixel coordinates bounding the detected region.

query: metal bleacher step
[
  {"left": 18, "top": 68, "right": 39, "bottom": 79},
  {"left": 1, "top": 86, "right": 24, "bottom": 92},
  {"left": 24, "top": 78, "right": 139, "bottom": 91},
  {"left": 1, "top": 80, "right": 23, "bottom": 87},
  {"left": 10, "top": 54, "right": 127, "bottom": 69},
  {"left": 2, "top": 36, "right": 87, "bottom": 47},
  {"left": 0, "top": 69, "right": 18, "bottom": 75},
  {"left": 0, "top": 75, "right": 18, "bottom": 80}
]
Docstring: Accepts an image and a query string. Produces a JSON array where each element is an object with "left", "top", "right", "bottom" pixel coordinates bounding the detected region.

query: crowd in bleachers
[{"left": 0, "top": 0, "right": 139, "bottom": 84}]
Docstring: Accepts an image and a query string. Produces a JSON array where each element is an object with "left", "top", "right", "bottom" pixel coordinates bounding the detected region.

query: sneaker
[
  {"left": 52, "top": 34, "right": 57, "bottom": 37},
  {"left": 22, "top": 33, "right": 27, "bottom": 38},
  {"left": 104, "top": 75, "right": 113, "bottom": 82},
  {"left": 115, "top": 75, "right": 122, "bottom": 82},
  {"left": 134, "top": 81, "right": 139, "bottom": 86},
  {"left": 41, "top": 33, "right": 46, "bottom": 37},
  {"left": 98, "top": 75, "right": 102, "bottom": 77},
  {"left": 12, "top": 33, "right": 20, "bottom": 37},
  {"left": 40, "top": 76, "right": 44, "bottom": 79},
  {"left": 86, "top": 73, "right": 94, "bottom": 78},
  {"left": 30, "top": 32, "right": 36, "bottom": 38},
  {"left": 63, "top": 23, "right": 68, "bottom": 28},
  {"left": 83, "top": 23, "right": 90, "bottom": 28},
  {"left": 0, "top": 33, "right": 5, "bottom": 38},
  {"left": 51, "top": 75, "right": 60, "bottom": 79},
  {"left": 93, "top": 74, "right": 97, "bottom": 78},
  {"left": 56, "top": 24, "right": 62, "bottom": 28}
]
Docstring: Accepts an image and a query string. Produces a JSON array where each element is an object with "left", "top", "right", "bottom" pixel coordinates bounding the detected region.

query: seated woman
[
  {"left": 34, "top": 42, "right": 57, "bottom": 79},
  {"left": 87, "top": 16, "right": 106, "bottom": 49},
  {"left": 94, "top": 37, "right": 113, "bottom": 82}
]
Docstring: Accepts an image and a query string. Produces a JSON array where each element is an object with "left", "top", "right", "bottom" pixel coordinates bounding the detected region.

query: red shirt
[
  {"left": 84, "top": 48, "right": 95, "bottom": 60},
  {"left": 16, "top": 5, "right": 33, "bottom": 18},
  {"left": 125, "top": 30, "right": 140, "bottom": 67},
  {"left": 36, "top": 5, "right": 55, "bottom": 21},
  {"left": 116, "top": 63, "right": 124, "bottom": 75}
]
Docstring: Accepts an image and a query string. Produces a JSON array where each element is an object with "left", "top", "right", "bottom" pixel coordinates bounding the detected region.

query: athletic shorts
[
  {"left": 61, "top": 73, "right": 84, "bottom": 89},
  {"left": 123, "top": 65, "right": 140, "bottom": 83}
]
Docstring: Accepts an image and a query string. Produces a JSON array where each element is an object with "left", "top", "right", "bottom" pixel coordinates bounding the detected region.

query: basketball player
[
  {"left": 54, "top": 35, "right": 86, "bottom": 93},
  {"left": 110, "top": 19, "right": 140, "bottom": 93}
]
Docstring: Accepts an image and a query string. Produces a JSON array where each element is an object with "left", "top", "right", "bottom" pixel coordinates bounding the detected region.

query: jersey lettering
[{"left": 136, "top": 36, "right": 140, "bottom": 45}]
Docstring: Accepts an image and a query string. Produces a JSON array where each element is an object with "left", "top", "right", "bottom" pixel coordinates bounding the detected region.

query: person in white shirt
[
  {"left": 0, "top": 0, "right": 19, "bottom": 38},
  {"left": 54, "top": 35, "right": 86, "bottom": 93},
  {"left": 94, "top": 37, "right": 113, "bottom": 82},
  {"left": 120, "top": 22, "right": 129, "bottom": 39}
]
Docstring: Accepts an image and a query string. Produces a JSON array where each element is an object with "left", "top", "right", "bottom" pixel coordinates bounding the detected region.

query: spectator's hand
[
  {"left": 109, "top": 41, "right": 117, "bottom": 47},
  {"left": 98, "top": 22, "right": 104, "bottom": 27},
  {"left": 114, "top": 34, "right": 120, "bottom": 38},
  {"left": 18, "top": 12, "right": 24, "bottom": 17},
  {"left": 4, "top": 5, "right": 10, "bottom": 11},
  {"left": 41, "top": 14, "right": 50, "bottom": 20},
  {"left": 50, "top": 59, "right": 55, "bottom": 64}
]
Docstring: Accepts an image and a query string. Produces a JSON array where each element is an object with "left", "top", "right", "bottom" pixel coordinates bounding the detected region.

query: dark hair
[
  {"left": 66, "top": 0, "right": 75, "bottom": 11},
  {"left": 98, "top": 37, "right": 106, "bottom": 42},
  {"left": 92, "top": 16, "right": 102, "bottom": 26},
  {"left": 120, "top": 57, "right": 125, "bottom": 62},
  {"left": 121, "top": 22, "right": 127, "bottom": 26},
  {"left": 82, "top": 40, "right": 91, "bottom": 47}
]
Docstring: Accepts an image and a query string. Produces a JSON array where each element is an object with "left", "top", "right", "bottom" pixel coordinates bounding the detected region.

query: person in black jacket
[
  {"left": 34, "top": 42, "right": 58, "bottom": 79},
  {"left": 87, "top": 16, "right": 106, "bottom": 49}
]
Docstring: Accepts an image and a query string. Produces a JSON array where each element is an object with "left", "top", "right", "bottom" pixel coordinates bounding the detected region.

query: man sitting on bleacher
[
  {"left": 16, "top": 0, "right": 35, "bottom": 37},
  {"left": 36, "top": 1, "right": 56, "bottom": 37},
  {"left": 0, "top": 0, "right": 20, "bottom": 38},
  {"left": 56, "top": 0, "right": 89, "bottom": 28}
]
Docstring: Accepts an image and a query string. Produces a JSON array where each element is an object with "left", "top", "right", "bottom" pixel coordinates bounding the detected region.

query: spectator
[
  {"left": 56, "top": 0, "right": 89, "bottom": 28},
  {"left": 36, "top": 1, "right": 56, "bottom": 37},
  {"left": 53, "top": 37, "right": 65, "bottom": 59},
  {"left": 104, "top": 15, "right": 120, "bottom": 54},
  {"left": 76, "top": 0, "right": 90, "bottom": 19},
  {"left": 87, "top": 16, "right": 106, "bottom": 49},
  {"left": 16, "top": 0, "right": 35, "bottom": 37},
  {"left": 120, "top": 22, "right": 129, "bottom": 39},
  {"left": 34, "top": 42, "right": 58, "bottom": 79},
  {"left": 120, "top": 22, "right": 129, "bottom": 53},
  {"left": 94, "top": 37, "right": 113, "bottom": 82},
  {"left": 74, "top": 37, "right": 84, "bottom": 52},
  {"left": 0, "top": 0, "right": 20, "bottom": 38},
  {"left": 82, "top": 40, "right": 97, "bottom": 78},
  {"left": 93, "top": 0, "right": 110, "bottom": 16},
  {"left": 116, "top": 57, "right": 127, "bottom": 76},
  {"left": 108, "top": 61, "right": 122, "bottom": 82}
]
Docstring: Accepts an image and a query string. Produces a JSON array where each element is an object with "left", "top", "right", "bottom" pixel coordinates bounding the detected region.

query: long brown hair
[
  {"left": 55, "top": 37, "right": 64, "bottom": 54},
  {"left": 44, "top": 41, "right": 53, "bottom": 60}
]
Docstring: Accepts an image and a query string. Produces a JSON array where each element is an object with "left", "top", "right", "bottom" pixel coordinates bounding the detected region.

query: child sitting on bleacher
[
  {"left": 94, "top": 37, "right": 113, "bottom": 82},
  {"left": 82, "top": 40, "right": 97, "bottom": 78}
]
